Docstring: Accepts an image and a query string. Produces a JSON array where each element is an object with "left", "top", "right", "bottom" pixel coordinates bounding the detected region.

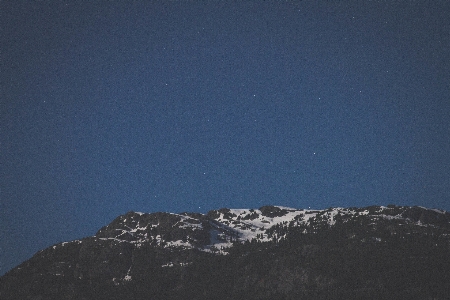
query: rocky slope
[{"left": 1, "top": 205, "right": 450, "bottom": 299}]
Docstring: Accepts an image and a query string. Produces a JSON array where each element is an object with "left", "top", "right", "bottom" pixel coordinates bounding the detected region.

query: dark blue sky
[{"left": 1, "top": 1, "right": 449, "bottom": 275}]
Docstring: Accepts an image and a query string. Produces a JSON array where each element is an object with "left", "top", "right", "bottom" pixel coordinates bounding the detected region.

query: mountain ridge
[
  {"left": 1, "top": 204, "right": 450, "bottom": 299},
  {"left": 93, "top": 204, "right": 450, "bottom": 254}
]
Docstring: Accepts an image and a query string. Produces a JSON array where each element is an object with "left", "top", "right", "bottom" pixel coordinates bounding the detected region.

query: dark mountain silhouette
[{"left": 1, "top": 205, "right": 450, "bottom": 299}]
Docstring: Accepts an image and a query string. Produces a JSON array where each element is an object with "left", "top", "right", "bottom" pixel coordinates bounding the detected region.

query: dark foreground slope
[{"left": 1, "top": 205, "right": 450, "bottom": 299}]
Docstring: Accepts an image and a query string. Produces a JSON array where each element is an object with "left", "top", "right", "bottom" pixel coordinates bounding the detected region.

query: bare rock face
[
  {"left": 1, "top": 205, "right": 450, "bottom": 299},
  {"left": 259, "top": 205, "right": 289, "bottom": 218},
  {"left": 95, "top": 211, "right": 211, "bottom": 247}
]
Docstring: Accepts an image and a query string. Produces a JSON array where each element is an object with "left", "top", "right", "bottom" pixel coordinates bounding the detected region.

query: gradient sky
[{"left": 1, "top": 1, "right": 449, "bottom": 275}]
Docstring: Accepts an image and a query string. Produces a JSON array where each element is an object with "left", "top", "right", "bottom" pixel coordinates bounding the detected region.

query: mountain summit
[{"left": 1, "top": 205, "right": 450, "bottom": 299}]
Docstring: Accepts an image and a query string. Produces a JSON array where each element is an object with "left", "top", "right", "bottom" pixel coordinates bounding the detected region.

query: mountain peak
[
  {"left": 91, "top": 204, "right": 450, "bottom": 254},
  {"left": 2, "top": 204, "right": 450, "bottom": 299}
]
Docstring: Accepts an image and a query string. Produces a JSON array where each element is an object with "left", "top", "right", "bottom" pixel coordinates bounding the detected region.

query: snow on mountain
[
  {"left": 3, "top": 204, "right": 450, "bottom": 300},
  {"left": 89, "top": 205, "right": 450, "bottom": 257}
]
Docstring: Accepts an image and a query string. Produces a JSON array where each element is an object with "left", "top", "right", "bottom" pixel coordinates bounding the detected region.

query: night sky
[{"left": 1, "top": 1, "right": 449, "bottom": 275}]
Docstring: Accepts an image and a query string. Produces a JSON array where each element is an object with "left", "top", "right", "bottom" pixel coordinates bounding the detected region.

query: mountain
[{"left": 1, "top": 205, "right": 450, "bottom": 299}]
